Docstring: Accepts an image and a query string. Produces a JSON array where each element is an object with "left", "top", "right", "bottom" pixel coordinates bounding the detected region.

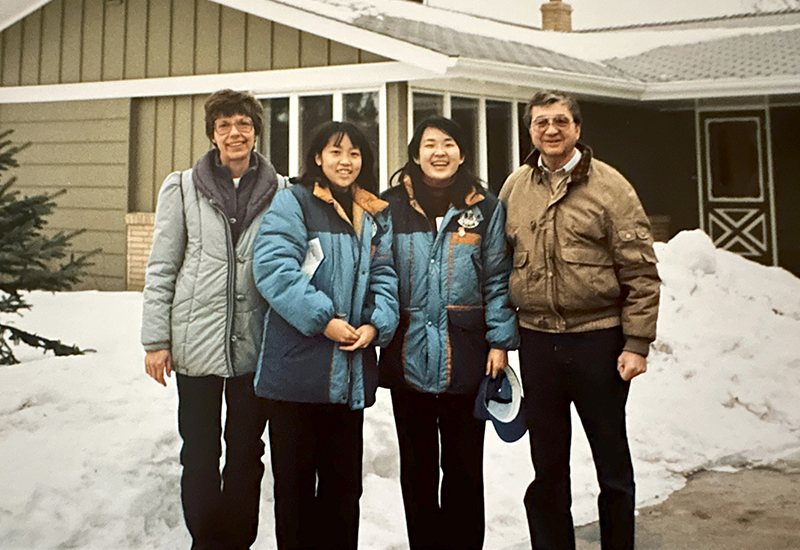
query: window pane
[
  {"left": 344, "top": 92, "right": 380, "bottom": 184},
  {"left": 450, "top": 96, "right": 479, "bottom": 175},
  {"left": 518, "top": 102, "right": 533, "bottom": 165},
  {"left": 708, "top": 119, "right": 761, "bottom": 199},
  {"left": 260, "top": 97, "right": 289, "bottom": 177},
  {"left": 300, "top": 95, "right": 333, "bottom": 173},
  {"left": 486, "top": 100, "right": 513, "bottom": 194},
  {"left": 413, "top": 92, "right": 443, "bottom": 128}
]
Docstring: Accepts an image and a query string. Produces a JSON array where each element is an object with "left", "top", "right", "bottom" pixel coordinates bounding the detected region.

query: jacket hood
[{"left": 192, "top": 149, "right": 279, "bottom": 231}]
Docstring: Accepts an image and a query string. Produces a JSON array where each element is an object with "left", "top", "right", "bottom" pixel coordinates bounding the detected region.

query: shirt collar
[{"left": 538, "top": 148, "right": 582, "bottom": 175}]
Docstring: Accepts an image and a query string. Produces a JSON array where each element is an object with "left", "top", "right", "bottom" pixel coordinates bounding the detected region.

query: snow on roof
[{"left": 262, "top": 0, "right": 800, "bottom": 84}]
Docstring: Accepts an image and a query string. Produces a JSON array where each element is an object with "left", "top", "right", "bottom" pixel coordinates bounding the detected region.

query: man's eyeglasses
[
  {"left": 532, "top": 115, "right": 573, "bottom": 132},
  {"left": 214, "top": 119, "right": 254, "bottom": 134}
]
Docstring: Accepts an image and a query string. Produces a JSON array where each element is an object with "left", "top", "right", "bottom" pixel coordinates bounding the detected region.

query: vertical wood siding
[
  {"left": 129, "top": 94, "right": 211, "bottom": 214},
  {"left": 0, "top": 99, "right": 130, "bottom": 291},
  {"left": 0, "top": 0, "right": 386, "bottom": 86}
]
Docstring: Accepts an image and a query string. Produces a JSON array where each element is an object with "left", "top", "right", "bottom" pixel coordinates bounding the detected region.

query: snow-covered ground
[{"left": 1, "top": 229, "right": 799, "bottom": 549}]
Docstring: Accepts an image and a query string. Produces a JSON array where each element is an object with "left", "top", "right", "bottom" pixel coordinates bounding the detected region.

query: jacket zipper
[{"left": 210, "top": 198, "right": 237, "bottom": 378}]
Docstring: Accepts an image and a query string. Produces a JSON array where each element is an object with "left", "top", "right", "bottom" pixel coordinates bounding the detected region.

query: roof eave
[
  {"left": 641, "top": 75, "right": 800, "bottom": 100},
  {"left": 0, "top": 61, "right": 437, "bottom": 104},
  {"left": 448, "top": 58, "right": 647, "bottom": 100},
  {"left": 214, "top": 0, "right": 456, "bottom": 74},
  {"left": 0, "top": 0, "right": 51, "bottom": 32}
]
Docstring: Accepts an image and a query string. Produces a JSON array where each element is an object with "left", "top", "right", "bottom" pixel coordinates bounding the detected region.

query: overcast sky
[{"left": 565, "top": 0, "right": 769, "bottom": 28}]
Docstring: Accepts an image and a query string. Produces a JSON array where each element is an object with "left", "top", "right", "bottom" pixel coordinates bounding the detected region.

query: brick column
[{"left": 125, "top": 213, "right": 155, "bottom": 291}]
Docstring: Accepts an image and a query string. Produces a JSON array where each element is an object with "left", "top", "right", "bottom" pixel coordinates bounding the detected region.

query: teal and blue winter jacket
[
  {"left": 379, "top": 176, "right": 519, "bottom": 395},
  {"left": 253, "top": 182, "right": 399, "bottom": 410}
]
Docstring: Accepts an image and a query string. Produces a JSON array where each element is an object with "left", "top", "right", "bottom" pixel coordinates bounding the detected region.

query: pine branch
[{"left": 0, "top": 323, "right": 93, "bottom": 365}]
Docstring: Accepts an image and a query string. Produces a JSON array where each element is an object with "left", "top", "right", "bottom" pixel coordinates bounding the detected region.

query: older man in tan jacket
[{"left": 499, "top": 90, "right": 660, "bottom": 550}]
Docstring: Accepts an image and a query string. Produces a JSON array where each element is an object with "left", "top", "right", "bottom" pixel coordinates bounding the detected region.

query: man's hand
[
  {"left": 485, "top": 348, "right": 509, "bottom": 379},
  {"left": 339, "top": 324, "right": 377, "bottom": 351},
  {"left": 145, "top": 349, "right": 172, "bottom": 387},
  {"left": 323, "top": 318, "right": 359, "bottom": 345},
  {"left": 617, "top": 351, "right": 647, "bottom": 381}
]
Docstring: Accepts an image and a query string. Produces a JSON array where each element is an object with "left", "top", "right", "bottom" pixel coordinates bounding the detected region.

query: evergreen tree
[{"left": 0, "top": 129, "right": 96, "bottom": 364}]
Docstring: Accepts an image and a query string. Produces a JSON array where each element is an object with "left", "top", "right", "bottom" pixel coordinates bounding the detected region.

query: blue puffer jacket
[
  {"left": 253, "top": 182, "right": 399, "bottom": 410},
  {"left": 379, "top": 176, "right": 519, "bottom": 395}
]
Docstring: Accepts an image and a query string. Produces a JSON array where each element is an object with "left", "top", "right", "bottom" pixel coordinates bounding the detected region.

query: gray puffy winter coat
[{"left": 141, "top": 151, "right": 287, "bottom": 377}]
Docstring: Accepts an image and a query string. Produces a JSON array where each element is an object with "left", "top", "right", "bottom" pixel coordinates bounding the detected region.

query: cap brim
[{"left": 486, "top": 365, "right": 527, "bottom": 443}]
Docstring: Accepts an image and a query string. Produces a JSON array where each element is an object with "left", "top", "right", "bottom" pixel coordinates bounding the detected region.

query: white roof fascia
[
  {"left": 642, "top": 76, "right": 800, "bottom": 100},
  {"left": 448, "top": 58, "right": 647, "bottom": 101},
  {"left": 213, "top": 0, "right": 456, "bottom": 74},
  {"left": 0, "top": 0, "right": 50, "bottom": 32},
  {"left": 0, "top": 61, "right": 437, "bottom": 104}
]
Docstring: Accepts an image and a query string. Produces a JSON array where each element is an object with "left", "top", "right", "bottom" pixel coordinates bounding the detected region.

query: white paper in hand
[{"left": 301, "top": 237, "right": 324, "bottom": 279}]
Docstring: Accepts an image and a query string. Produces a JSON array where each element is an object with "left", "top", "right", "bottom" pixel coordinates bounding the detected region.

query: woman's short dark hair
[
  {"left": 522, "top": 90, "right": 582, "bottom": 128},
  {"left": 300, "top": 121, "right": 377, "bottom": 194},
  {"left": 392, "top": 116, "right": 484, "bottom": 206},
  {"left": 204, "top": 89, "right": 264, "bottom": 142}
]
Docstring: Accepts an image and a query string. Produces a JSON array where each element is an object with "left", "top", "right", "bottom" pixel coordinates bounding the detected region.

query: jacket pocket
[
  {"left": 509, "top": 250, "right": 546, "bottom": 311},
  {"left": 446, "top": 305, "right": 488, "bottom": 394},
  {"left": 558, "top": 246, "right": 619, "bottom": 310},
  {"left": 256, "top": 309, "right": 334, "bottom": 403}
]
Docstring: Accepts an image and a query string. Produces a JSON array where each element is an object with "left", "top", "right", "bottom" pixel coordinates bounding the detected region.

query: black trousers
[
  {"left": 519, "top": 327, "right": 635, "bottom": 550},
  {"left": 176, "top": 372, "right": 268, "bottom": 550},
  {"left": 391, "top": 389, "right": 486, "bottom": 550},
  {"left": 268, "top": 400, "right": 364, "bottom": 550}
]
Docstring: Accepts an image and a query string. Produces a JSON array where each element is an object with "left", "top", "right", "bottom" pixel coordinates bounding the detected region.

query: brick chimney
[{"left": 541, "top": 0, "right": 572, "bottom": 32}]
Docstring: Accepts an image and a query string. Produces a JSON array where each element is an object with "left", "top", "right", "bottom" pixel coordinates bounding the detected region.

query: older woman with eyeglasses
[{"left": 142, "top": 89, "right": 287, "bottom": 550}]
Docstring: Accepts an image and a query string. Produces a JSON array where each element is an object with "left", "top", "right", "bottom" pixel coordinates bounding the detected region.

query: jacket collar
[
  {"left": 312, "top": 182, "right": 388, "bottom": 235},
  {"left": 524, "top": 142, "right": 593, "bottom": 187}
]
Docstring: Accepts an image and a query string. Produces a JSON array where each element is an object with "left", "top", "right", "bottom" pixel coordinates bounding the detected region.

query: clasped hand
[{"left": 323, "top": 318, "right": 377, "bottom": 351}]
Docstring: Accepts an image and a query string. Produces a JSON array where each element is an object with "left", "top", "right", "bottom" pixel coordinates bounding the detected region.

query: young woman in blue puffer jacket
[
  {"left": 252, "top": 121, "right": 399, "bottom": 550},
  {"left": 380, "top": 116, "right": 519, "bottom": 550}
]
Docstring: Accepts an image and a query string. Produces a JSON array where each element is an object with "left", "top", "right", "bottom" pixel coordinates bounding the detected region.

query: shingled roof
[
  {"left": 605, "top": 27, "right": 800, "bottom": 82},
  {"left": 351, "top": 14, "right": 626, "bottom": 80}
]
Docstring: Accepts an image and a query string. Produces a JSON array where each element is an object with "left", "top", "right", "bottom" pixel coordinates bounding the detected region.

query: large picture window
[
  {"left": 260, "top": 90, "right": 381, "bottom": 183},
  {"left": 410, "top": 90, "right": 526, "bottom": 190}
]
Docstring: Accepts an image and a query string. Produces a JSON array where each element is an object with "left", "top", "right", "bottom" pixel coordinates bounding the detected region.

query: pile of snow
[{"left": 1, "top": 230, "right": 799, "bottom": 549}]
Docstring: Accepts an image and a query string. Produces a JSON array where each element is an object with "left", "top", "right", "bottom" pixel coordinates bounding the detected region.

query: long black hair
[
  {"left": 299, "top": 121, "right": 377, "bottom": 195},
  {"left": 390, "top": 116, "right": 484, "bottom": 208}
]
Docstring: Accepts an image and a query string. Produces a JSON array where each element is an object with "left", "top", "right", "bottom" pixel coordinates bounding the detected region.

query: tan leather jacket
[{"left": 498, "top": 144, "right": 660, "bottom": 356}]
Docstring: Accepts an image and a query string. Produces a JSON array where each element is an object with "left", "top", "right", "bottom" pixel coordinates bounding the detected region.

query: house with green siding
[{"left": 1, "top": 0, "right": 799, "bottom": 290}]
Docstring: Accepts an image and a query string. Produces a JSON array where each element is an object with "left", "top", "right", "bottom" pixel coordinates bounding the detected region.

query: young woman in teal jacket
[
  {"left": 380, "top": 116, "right": 519, "bottom": 550},
  {"left": 252, "top": 121, "right": 399, "bottom": 550}
]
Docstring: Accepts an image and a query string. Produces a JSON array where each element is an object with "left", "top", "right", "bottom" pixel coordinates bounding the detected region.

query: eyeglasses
[
  {"left": 214, "top": 119, "right": 254, "bottom": 134},
  {"left": 531, "top": 115, "right": 573, "bottom": 132}
]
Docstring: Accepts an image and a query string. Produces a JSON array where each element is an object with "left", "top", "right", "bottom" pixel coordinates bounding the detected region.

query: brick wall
[{"left": 125, "top": 213, "right": 155, "bottom": 291}]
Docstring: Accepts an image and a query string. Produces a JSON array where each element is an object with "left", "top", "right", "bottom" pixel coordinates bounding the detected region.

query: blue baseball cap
[{"left": 473, "top": 366, "right": 527, "bottom": 443}]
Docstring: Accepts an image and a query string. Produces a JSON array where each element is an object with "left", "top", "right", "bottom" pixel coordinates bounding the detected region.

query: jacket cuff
[
  {"left": 623, "top": 335, "right": 651, "bottom": 357},
  {"left": 143, "top": 342, "right": 170, "bottom": 352}
]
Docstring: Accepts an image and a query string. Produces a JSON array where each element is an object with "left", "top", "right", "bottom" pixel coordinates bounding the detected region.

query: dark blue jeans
[
  {"left": 391, "top": 389, "right": 487, "bottom": 550},
  {"left": 519, "top": 327, "right": 635, "bottom": 550},
  {"left": 176, "top": 372, "right": 268, "bottom": 550}
]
